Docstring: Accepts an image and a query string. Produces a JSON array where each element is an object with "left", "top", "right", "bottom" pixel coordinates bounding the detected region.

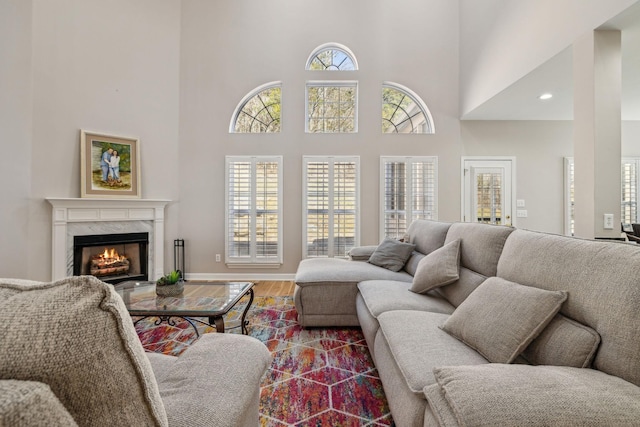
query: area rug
[{"left": 133, "top": 295, "right": 395, "bottom": 427}]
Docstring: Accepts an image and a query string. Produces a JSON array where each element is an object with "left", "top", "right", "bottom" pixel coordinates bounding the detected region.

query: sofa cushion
[
  {"left": 410, "top": 239, "right": 460, "bottom": 294},
  {"left": 377, "top": 310, "right": 488, "bottom": 394},
  {"left": 444, "top": 222, "right": 514, "bottom": 277},
  {"left": 521, "top": 314, "right": 601, "bottom": 368},
  {"left": 435, "top": 267, "right": 487, "bottom": 307},
  {"left": 348, "top": 245, "right": 378, "bottom": 261},
  {"left": 368, "top": 237, "right": 416, "bottom": 272},
  {"left": 0, "top": 276, "right": 168, "bottom": 426},
  {"left": 154, "top": 333, "right": 272, "bottom": 427},
  {"left": 406, "top": 220, "right": 452, "bottom": 256},
  {"left": 358, "top": 280, "right": 455, "bottom": 318},
  {"left": 441, "top": 277, "right": 567, "bottom": 363},
  {"left": 427, "top": 364, "right": 640, "bottom": 427},
  {"left": 497, "top": 228, "right": 640, "bottom": 386},
  {"left": 295, "top": 258, "right": 413, "bottom": 286},
  {"left": 0, "top": 380, "right": 78, "bottom": 427}
]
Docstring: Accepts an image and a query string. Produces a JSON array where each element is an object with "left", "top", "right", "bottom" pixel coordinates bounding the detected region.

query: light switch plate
[
  {"left": 516, "top": 199, "right": 526, "bottom": 208},
  {"left": 604, "top": 214, "right": 614, "bottom": 230}
]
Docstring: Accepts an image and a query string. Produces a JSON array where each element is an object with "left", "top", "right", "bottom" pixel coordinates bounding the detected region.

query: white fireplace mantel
[{"left": 46, "top": 198, "right": 171, "bottom": 281}]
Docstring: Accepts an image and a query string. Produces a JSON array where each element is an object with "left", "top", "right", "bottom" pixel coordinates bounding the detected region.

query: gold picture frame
[{"left": 80, "top": 130, "right": 141, "bottom": 198}]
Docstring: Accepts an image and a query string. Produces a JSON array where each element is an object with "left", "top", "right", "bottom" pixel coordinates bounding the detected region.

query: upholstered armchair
[{"left": 0, "top": 276, "right": 271, "bottom": 427}]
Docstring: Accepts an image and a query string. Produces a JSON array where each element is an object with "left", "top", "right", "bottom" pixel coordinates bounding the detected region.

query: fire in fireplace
[{"left": 74, "top": 232, "right": 149, "bottom": 284}]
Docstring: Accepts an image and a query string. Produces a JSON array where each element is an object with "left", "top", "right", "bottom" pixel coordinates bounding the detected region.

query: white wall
[
  {"left": 0, "top": 0, "right": 32, "bottom": 278},
  {"left": 178, "top": 0, "right": 460, "bottom": 276},
  {"left": 460, "top": 121, "right": 573, "bottom": 234},
  {"left": 2, "top": 0, "right": 182, "bottom": 281},
  {"left": 459, "top": 0, "right": 638, "bottom": 117}
]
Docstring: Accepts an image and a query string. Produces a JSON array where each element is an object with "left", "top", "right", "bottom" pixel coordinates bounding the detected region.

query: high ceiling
[{"left": 461, "top": 2, "right": 640, "bottom": 121}]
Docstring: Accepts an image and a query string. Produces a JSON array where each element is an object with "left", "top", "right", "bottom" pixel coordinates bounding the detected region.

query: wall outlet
[
  {"left": 604, "top": 214, "right": 614, "bottom": 230},
  {"left": 516, "top": 209, "right": 528, "bottom": 218},
  {"left": 215, "top": 254, "right": 221, "bottom": 262}
]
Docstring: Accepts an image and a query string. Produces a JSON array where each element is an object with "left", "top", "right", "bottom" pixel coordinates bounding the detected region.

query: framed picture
[{"left": 80, "top": 130, "right": 141, "bottom": 198}]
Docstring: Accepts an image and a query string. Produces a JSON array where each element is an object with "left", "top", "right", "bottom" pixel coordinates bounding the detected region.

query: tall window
[
  {"left": 381, "top": 157, "right": 437, "bottom": 239},
  {"left": 226, "top": 156, "right": 282, "bottom": 265},
  {"left": 564, "top": 157, "right": 639, "bottom": 236},
  {"left": 382, "top": 82, "right": 434, "bottom": 134},
  {"left": 306, "top": 81, "right": 357, "bottom": 133},
  {"left": 229, "top": 82, "right": 282, "bottom": 133},
  {"left": 622, "top": 158, "right": 638, "bottom": 225},
  {"left": 306, "top": 43, "right": 358, "bottom": 71},
  {"left": 304, "top": 157, "right": 359, "bottom": 258}
]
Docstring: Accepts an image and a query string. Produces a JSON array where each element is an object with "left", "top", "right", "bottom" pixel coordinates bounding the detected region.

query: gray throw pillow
[
  {"left": 368, "top": 237, "right": 416, "bottom": 272},
  {"left": 410, "top": 239, "right": 460, "bottom": 294},
  {"left": 521, "top": 314, "right": 601, "bottom": 368},
  {"left": 441, "top": 277, "right": 567, "bottom": 363}
]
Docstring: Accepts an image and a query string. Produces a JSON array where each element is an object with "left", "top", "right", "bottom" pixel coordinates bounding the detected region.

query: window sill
[{"left": 226, "top": 262, "right": 282, "bottom": 269}]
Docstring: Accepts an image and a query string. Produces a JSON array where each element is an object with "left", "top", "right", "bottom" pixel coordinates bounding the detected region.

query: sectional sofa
[{"left": 294, "top": 220, "right": 640, "bottom": 426}]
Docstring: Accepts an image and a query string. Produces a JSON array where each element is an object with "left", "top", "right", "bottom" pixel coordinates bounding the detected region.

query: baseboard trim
[{"left": 185, "top": 273, "right": 296, "bottom": 281}]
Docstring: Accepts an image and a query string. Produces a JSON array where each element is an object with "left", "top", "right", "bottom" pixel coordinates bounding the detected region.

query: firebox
[{"left": 73, "top": 232, "right": 149, "bottom": 284}]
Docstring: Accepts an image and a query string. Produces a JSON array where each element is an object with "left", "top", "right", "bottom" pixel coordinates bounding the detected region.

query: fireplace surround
[{"left": 47, "top": 198, "right": 170, "bottom": 281}]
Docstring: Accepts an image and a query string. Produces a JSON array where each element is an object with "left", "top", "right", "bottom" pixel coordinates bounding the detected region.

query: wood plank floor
[{"left": 252, "top": 280, "right": 295, "bottom": 297}]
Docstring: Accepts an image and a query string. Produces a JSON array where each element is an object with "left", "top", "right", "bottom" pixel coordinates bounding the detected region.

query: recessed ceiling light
[{"left": 538, "top": 93, "right": 553, "bottom": 100}]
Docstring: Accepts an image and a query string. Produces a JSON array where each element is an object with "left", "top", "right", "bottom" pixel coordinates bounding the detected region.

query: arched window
[
  {"left": 306, "top": 43, "right": 358, "bottom": 71},
  {"left": 382, "top": 82, "right": 434, "bottom": 134},
  {"left": 229, "top": 82, "right": 282, "bottom": 133}
]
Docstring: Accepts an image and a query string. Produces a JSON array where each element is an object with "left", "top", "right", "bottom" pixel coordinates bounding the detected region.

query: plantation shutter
[
  {"left": 304, "top": 157, "right": 359, "bottom": 258},
  {"left": 226, "top": 156, "right": 282, "bottom": 265},
  {"left": 381, "top": 157, "right": 437, "bottom": 239},
  {"left": 622, "top": 158, "right": 638, "bottom": 225}
]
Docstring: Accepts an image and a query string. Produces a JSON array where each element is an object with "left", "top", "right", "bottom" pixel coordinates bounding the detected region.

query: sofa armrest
[
  {"left": 424, "top": 364, "right": 640, "bottom": 427},
  {"left": 348, "top": 245, "right": 378, "bottom": 261},
  {"left": 154, "top": 333, "right": 272, "bottom": 427},
  {"left": 0, "top": 380, "right": 78, "bottom": 427}
]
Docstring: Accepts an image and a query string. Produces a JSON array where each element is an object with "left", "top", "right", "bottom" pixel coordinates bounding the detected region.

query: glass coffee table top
[{"left": 114, "top": 281, "right": 254, "bottom": 334}]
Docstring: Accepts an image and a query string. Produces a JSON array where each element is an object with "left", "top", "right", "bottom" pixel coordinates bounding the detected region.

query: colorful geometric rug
[{"left": 133, "top": 295, "right": 395, "bottom": 426}]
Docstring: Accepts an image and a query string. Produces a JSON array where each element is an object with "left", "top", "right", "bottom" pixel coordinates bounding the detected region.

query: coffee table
[{"left": 114, "top": 281, "right": 254, "bottom": 335}]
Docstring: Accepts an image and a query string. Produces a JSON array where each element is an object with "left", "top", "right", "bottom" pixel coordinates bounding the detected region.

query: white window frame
[
  {"left": 380, "top": 156, "right": 438, "bottom": 240},
  {"left": 382, "top": 82, "right": 435, "bottom": 134},
  {"left": 225, "top": 156, "right": 283, "bottom": 267},
  {"left": 305, "top": 81, "right": 358, "bottom": 133},
  {"left": 229, "top": 81, "right": 282, "bottom": 133},
  {"left": 303, "top": 156, "right": 360, "bottom": 258},
  {"left": 305, "top": 42, "right": 359, "bottom": 71}
]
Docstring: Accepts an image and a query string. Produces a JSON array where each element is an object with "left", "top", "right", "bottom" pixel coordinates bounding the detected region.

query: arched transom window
[
  {"left": 230, "top": 82, "right": 282, "bottom": 133},
  {"left": 382, "top": 82, "right": 434, "bottom": 134},
  {"left": 306, "top": 43, "right": 358, "bottom": 71}
]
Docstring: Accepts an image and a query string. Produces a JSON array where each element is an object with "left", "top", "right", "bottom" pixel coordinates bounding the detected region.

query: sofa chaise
[
  {"left": 294, "top": 220, "right": 640, "bottom": 426},
  {"left": 0, "top": 276, "right": 272, "bottom": 427}
]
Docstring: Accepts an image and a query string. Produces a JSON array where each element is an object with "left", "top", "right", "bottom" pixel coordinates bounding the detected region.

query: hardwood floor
[{"left": 252, "top": 280, "right": 295, "bottom": 297}]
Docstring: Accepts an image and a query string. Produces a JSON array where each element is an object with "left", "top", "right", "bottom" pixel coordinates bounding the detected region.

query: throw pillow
[
  {"left": 368, "top": 237, "right": 416, "bottom": 272},
  {"left": 410, "top": 239, "right": 461, "bottom": 294},
  {"left": 521, "top": 314, "right": 600, "bottom": 368},
  {"left": 440, "top": 277, "right": 567, "bottom": 363},
  {"left": 348, "top": 245, "right": 378, "bottom": 261}
]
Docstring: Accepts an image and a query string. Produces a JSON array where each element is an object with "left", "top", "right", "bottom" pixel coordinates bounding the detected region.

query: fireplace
[{"left": 74, "top": 232, "right": 149, "bottom": 284}]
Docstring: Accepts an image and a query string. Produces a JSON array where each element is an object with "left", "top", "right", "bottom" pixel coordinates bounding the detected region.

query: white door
[{"left": 462, "top": 158, "right": 514, "bottom": 226}]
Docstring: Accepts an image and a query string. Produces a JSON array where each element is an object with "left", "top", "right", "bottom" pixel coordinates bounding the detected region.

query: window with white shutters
[
  {"left": 225, "top": 156, "right": 282, "bottom": 265},
  {"left": 381, "top": 157, "right": 437, "bottom": 239},
  {"left": 622, "top": 158, "right": 638, "bottom": 225},
  {"left": 304, "top": 157, "right": 359, "bottom": 258},
  {"left": 564, "top": 157, "right": 639, "bottom": 236}
]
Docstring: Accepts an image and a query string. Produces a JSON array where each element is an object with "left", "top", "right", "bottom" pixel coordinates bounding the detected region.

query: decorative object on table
[
  {"left": 80, "top": 129, "right": 141, "bottom": 198},
  {"left": 155, "top": 270, "right": 184, "bottom": 296}
]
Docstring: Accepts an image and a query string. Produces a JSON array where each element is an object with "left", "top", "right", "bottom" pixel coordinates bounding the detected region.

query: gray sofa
[
  {"left": 0, "top": 276, "right": 271, "bottom": 427},
  {"left": 294, "top": 220, "right": 640, "bottom": 426}
]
